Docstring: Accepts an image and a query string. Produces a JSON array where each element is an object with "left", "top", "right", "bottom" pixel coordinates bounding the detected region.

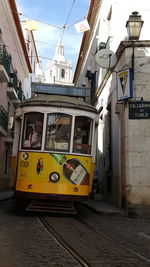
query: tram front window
[
  {"left": 73, "top": 116, "right": 93, "bottom": 154},
  {"left": 22, "top": 112, "right": 44, "bottom": 150},
  {"left": 45, "top": 113, "right": 71, "bottom": 152}
]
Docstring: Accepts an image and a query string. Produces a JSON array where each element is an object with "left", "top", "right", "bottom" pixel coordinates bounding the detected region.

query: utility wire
[
  {"left": 27, "top": 39, "right": 57, "bottom": 47},
  {"left": 19, "top": 11, "right": 87, "bottom": 30},
  {"left": 60, "top": 0, "right": 76, "bottom": 44},
  {"left": 13, "top": 2, "right": 101, "bottom": 32},
  {"left": 5, "top": 44, "right": 55, "bottom": 62},
  {"left": 19, "top": 13, "right": 62, "bottom": 29},
  {"left": 67, "top": 16, "right": 86, "bottom": 29}
]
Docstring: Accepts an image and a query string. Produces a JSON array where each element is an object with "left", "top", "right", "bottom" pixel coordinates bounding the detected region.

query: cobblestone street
[
  {"left": 0, "top": 200, "right": 80, "bottom": 267},
  {"left": 0, "top": 199, "right": 150, "bottom": 266}
]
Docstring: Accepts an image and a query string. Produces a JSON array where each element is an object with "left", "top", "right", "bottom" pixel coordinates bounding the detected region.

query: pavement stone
[
  {"left": 83, "top": 198, "right": 125, "bottom": 215},
  {"left": 0, "top": 190, "right": 14, "bottom": 201}
]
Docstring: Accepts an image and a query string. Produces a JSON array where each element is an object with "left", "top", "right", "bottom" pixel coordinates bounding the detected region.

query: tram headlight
[{"left": 49, "top": 172, "right": 60, "bottom": 183}]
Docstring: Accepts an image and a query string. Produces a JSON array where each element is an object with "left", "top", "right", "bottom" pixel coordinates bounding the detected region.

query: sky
[{"left": 15, "top": 0, "right": 90, "bottom": 75}]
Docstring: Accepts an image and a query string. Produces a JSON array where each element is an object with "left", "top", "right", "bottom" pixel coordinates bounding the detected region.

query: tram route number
[
  {"left": 32, "top": 83, "right": 87, "bottom": 97},
  {"left": 20, "top": 161, "right": 29, "bottom": 167},
  {"left": 72, "top": 88, "right": 85, "bottom": 96}
]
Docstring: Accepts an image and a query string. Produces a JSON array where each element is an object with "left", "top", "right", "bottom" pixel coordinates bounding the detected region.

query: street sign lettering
[{"left": 129, "top": 101, "right": 150, "bottom": 119}]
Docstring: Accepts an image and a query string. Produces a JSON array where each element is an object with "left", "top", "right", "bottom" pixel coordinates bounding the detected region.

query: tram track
[
  {"left": 38, "top": 216, "right": 92, "bottom": 267},
  {"left": 75, "top": 216, "right": 150, "bottom": 265},
  {"left": 38, "top": 213, "right": 150, "bottom": 266}
]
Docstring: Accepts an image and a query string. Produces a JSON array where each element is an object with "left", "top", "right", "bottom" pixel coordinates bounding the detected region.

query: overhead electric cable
[
  {"left": 67, "top": 16, "right": 86, "bottom": 29},
  {"left": 5, "top": 44, "right": 55, "bottom": 62},
  {"left": 60, "top": 0, "right": 76, "bottom": 44},
  {"left": 27, "top": 39, "right": 57, "bottom": 47},
  {"left": 12, "top": 7, "right": 89, "bottom": 30},
  {"left": 19, "top": 12, "right": 62, "bottom": 29}
]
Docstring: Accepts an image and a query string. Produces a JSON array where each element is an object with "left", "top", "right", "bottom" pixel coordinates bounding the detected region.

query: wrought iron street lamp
[
  {"left": 126, "top": 12, "right": 144, "bottom": 80},
  {"left": 126, "top": 11, "right": 144, "bottom": 41}
]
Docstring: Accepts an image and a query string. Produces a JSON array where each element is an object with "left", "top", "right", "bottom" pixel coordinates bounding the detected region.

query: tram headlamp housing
[{"left": 49, "top": 172, "right": 60, "bottom": 183}]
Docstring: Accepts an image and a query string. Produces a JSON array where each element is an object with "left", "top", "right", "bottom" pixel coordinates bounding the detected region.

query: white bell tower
[{"left": 45, "top": 41, "right": 73, "bottom": 85}]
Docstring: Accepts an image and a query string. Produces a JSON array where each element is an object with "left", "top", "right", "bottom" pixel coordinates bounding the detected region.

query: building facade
[
  {"left": 22, "top": 27, "right": 45, "bottom": 95},
  {"left": 45, "top": 41, "right": 73, "bottom": 85},
  {"left": 74, "top": 0, "right": 150, "bottom": 215},
  {"left": 0, "top": 0, "right": 32, "bottom": 191}
]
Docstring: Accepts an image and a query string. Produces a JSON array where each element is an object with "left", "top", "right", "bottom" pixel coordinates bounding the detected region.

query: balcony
[
  {"left": 0, "top": 45, "right": 11, "bottom": 82},
  {"left": 7, "top": 70, "right": 18, "bottom": 100},
  {"left": 17, "top": 85, "right": 26, "bottom": 102},
  {"left": 13, "top": 82, "right": 26, "bottom": 106},
  {"left": 0, "top": 105, "right": 8, "bottom": 136},
  {"left": 7, "top": 71, "right": 26, "bottom": 105}
]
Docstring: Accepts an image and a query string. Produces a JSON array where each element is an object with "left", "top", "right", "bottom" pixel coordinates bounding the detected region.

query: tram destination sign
[
  {"left": 32, "top": 82, "right": 88, "bottom": 98},
  {"left": 129, "top": 101, "right": 150, "bottom": 119}
]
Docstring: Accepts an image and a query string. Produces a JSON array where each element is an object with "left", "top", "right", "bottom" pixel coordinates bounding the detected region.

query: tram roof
[{"left": 19, "top": 94, "right": 98, "bottom": 113}]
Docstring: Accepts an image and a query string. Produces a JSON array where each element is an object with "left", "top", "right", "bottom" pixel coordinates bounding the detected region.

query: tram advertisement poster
[{"left": 17, "top": 152, "right": 94, "bottom": 193}]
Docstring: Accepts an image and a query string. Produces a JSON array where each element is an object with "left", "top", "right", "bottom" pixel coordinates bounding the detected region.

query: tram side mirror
[{"left": 8, "top": 116, "right": 14, "bottom": 130}]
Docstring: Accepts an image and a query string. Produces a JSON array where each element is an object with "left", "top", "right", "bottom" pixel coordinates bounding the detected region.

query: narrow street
[
  {"left": 0, "top": 1, "right": 150, "bottom": 266},
  {"left": 0, "top": 199, "right": 150, "bottom": 267}
]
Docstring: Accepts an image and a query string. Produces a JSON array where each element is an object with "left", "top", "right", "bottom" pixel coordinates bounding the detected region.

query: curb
[{"left": 0, "top": 191, "right": 14, "bottom": 201}]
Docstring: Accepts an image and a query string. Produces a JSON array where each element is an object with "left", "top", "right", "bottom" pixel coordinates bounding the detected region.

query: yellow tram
[{"left": 12, "top": 92, "right": 98, "bottom": 212}]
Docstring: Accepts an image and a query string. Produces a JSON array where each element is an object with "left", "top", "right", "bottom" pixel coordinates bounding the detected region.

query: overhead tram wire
[
  {"left": 13, "top": 2, "right": 99, "bottom": 33},
  {"left": 26, "top": 39, "right": 57, "bottom": 47},
  {"left": 18, "top": 12, "right": 62, "bottom": 29},
  {"left": 10, "top": 3, "right": 90, "bottom": 67},
  {"left": 60, "top": 0, "right": 76, "bottom": 44},
  {"left": 18, "top": 11, "right": 87, "bottom": 31},
  {"left": 5, "top": 43, "right": 55, "bottom": 63},
  {"left": 67, "top": 16, "right": 86, "bottom": 29}
]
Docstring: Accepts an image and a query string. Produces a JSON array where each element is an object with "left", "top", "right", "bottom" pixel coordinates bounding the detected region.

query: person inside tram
[
  {"left": 23, "top": 125, "right": 34, "bottom": 147},
  {"left": 73, "top": 128, "right": 82, "bottom": 152},
  {"left": 30, "top": 123, "right": 42, "bottom": 147},
  {"left": 54, "top": 125, "right": 69, "bottom": 150},
  {"left": 26, "top": 125, "right": 34, "bottom": 141}
]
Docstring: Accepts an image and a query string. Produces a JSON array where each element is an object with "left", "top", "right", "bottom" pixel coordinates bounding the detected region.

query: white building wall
[
  {"left": 99, "top": 43, "right": 150, "bottom": 208},
  {"left": 75, "top": 0, "right": 150, "bottom": 211},
  {"left": 98, "top": 0, "right": 150, "bottom": 51},
  {"left": 0, "top": 0, "right": 29, "bottom": 84},
  {"left": 0, "top": 0, "right": 31, "bottom": 190},
  {"left": 122, "top": 47, "right": 150, "bottom": 206}
]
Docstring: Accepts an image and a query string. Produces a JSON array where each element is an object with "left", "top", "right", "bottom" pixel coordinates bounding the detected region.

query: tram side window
[
  {"left": 73, "top": 116, "right": 93, "bottom": 154},
  {"left": 22, "top": 112, "right": 44, "bottom": 150},
  {"left": 45, "top": 113, "right": 71, "bottom": 152}
]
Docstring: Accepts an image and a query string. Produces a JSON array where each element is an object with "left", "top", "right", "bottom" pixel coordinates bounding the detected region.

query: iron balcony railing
[
  {"left": 9, "top": 70, "right": 19, "bottom": 93},
  {"left": 9, "top": 72, "right": 26, "bottom": 102},
  {"left": 0, "top": 45, "right": 11, "bottom": 76},
  {"left": 0, "top": 45, "right": 26, "bottom": 104},
  {"left": 17, "top": 82, "right": 26, "bottom": 102},
  {"left": 0, "top": 105, "right": 8, "bottom": 131}
]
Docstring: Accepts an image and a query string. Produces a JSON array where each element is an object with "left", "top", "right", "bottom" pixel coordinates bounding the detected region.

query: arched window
[{"left": 61, "top": 69, "right": 65, "bottom": 78}]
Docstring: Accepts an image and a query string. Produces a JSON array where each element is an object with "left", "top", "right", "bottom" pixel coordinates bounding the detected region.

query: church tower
[{"left": 45, "top": 41, "right": 73, "bottom": 85}]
